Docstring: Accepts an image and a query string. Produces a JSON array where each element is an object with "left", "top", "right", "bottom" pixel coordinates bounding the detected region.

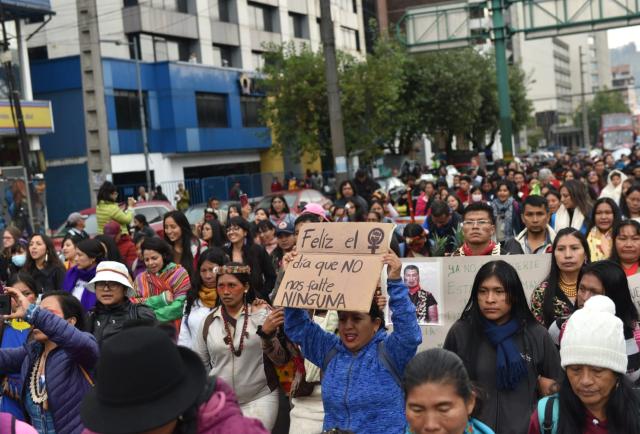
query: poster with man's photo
[{"left": 384, "top": 258, "right": 443, "bottom": 326}]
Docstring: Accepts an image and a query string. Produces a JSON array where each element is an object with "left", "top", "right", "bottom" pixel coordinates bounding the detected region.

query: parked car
[
  {"left": 52, "top": 201, "right": 174, "bottom": 250},
  {"left": 255, "top": 189, "right": 331, "bottom": 214},
  {"left": 184, "top": 201, "right": 234, "bottom": 228}
]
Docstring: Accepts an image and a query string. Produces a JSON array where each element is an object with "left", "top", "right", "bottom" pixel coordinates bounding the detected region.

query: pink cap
[{"left": 301, "top": 203, "right": 330, "bottom": 222}]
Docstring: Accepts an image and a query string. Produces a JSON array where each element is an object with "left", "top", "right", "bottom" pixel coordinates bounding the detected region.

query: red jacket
[{"left": 117, "top": 235, "right": 138, "bottom": 269}]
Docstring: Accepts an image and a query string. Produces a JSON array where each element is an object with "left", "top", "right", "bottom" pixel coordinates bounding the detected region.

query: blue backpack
[{"left": 537, "top": 394, "right": 559, "bottom": 434}]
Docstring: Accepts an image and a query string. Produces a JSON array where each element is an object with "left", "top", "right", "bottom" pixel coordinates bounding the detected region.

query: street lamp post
[{"left": 100, "top": 37, "right": 151, "bottom": 197}]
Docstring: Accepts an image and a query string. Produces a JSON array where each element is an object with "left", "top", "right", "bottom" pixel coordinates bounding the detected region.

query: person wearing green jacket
[
  {"left": 133, "top": 237, "right": 191, "bottom": 325},
  {"left": 95, "top": 181, "right": 135, "bottom": 235}
]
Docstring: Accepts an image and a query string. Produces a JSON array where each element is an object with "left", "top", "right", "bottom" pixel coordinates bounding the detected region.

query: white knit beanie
[{"left": 560, "top": 295, "right": 627, "bottom": 374}]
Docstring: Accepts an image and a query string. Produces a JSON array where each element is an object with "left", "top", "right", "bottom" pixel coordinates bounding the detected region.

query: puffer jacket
[
  {"left": 0, "top": 307, "right": 99, "bottom": 434},
  {"left": 88, "top": 300, "right": 156, "bottom": 345},
  {"left": 285, "top": 279, "right": 422, "bottom": 434}
]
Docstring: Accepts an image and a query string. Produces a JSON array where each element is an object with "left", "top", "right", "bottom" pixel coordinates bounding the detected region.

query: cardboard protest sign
[
  {"left": 274, "top": 222, "right": 394, "bottom": 312},
  {"left": 386, "top": 254, "right": 551, "bottom": 349}
]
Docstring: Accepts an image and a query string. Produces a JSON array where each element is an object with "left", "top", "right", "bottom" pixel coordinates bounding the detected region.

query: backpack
[
  {"left": 537, "top": 394, "right": 559, "bottom": 434},
  {"left": 321, "top": 340, "right": 402, "bottom": 387}
]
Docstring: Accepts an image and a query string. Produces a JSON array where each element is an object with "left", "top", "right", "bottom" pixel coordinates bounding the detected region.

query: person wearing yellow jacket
[{"left": 95, "top": 181, "right": 135, "bottom": 235}]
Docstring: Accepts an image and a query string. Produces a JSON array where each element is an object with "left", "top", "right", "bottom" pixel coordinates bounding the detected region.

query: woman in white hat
[
  {"left": 86, "top": 261, "right": 156, "bottom": 346},
  {"left": 528, "top": 295, "right": 640, "bottom": 434}
]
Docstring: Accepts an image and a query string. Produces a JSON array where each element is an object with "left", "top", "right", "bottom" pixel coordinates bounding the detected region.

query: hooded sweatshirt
[{"left": 599, "top": 169, "right": 627, "bottom": 204}]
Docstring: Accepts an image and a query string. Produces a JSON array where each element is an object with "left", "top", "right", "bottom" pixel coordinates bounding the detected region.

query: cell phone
[
  {"left": 0, "top": 294, "right": 12, "bottom": 316},
  {"left": 240, "top": 193, "right": 249, "bottom": 207}
]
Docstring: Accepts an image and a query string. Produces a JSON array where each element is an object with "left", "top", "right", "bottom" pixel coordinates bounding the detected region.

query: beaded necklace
[
  {"left": 29, "top": 351, "right": 49, "bottom": 410},
  {"left": 222, "top": 304, "right": 249, "bottom": 357},
  {"left": 559, "top": 275, "right": 577, "bottom": 299}
]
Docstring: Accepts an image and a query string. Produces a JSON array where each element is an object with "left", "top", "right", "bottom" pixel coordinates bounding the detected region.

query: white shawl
[{"left": 553, "top": 204, "right": 585, "bottom": 232}]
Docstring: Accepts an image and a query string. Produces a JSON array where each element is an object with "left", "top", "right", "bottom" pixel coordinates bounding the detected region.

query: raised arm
[
  {"left": 284, "top": 307, "right": 340, "bottom": 368},
  {"left": 383, "top": 278, "right": 422, "bottom": 371}
]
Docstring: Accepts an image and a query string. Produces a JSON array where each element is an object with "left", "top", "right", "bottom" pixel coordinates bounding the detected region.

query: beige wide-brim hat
[{"left": 86, "top": 261, "right": 136, "bottom": 297}]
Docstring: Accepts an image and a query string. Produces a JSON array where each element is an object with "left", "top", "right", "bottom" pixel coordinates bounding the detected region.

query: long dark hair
[
  {"left": 200, "top": 220, "right": 225, "bottom": 248},
  {"left": 184, "top": 247, "right": 228, "bottom": 318},
  {"left": 339, "top": 180, "right": 357, "bottom": 199},
  {"left": 404, "top": 348, "right": 480, "bottom": 417},
  {"left": 76, "top": 239, "right": 106, "bottom": 264},
  {"left": 557, "top": 374, "right": 640, "bottom": 434},
  {"left": 620, "top": 184, "right": 640, "bottom": 218},
  {"left": 541, "top": 228, "right": 591, "bottom": 327},
  {"left": 561, "top": 180, "right": 592, "bottom": 218},
  {"left": 269, "top": 195, "right": 290, "bottom": 217},
  {"left": 94, "top": 235, "right": 124, "bottom": 264},
  {"left": 609, "top": 219, "right": 640, "bottom": 266},
  {"left": 97, "top": 181, "right": 117, "bottom": 203},
  {"left": 578, "top": 260, "right": 639, "bottom": 339},
  {"left": 42, "top": 291, "right": 88, "bottom": 332},
  {"left": 24, "top": 234, "right": 63, "bottom": 271},
  {"left": 141, "top": 237, "right": 174, "bottom": 271},
  {"left": 164, "top": 211, "right": 197, "bottom": 277},
  {"left": 587, "top": 197, "right": 621, "bottom": 233}
]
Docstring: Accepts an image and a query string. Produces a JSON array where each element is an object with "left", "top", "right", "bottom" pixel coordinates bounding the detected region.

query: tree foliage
[
  {"left": 574, "top": 89, "right": 630, "bottom": 145},
  {"left": 259, "top": 40, "right": 532, "bottom": 161}
]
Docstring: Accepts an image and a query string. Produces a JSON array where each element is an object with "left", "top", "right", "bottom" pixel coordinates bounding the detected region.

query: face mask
[
  {"left": 12, "top": 254, "right": 26, "bottom": 267},
  {"left": 472, "top": 194, "right": 483, "bottom": 202}
]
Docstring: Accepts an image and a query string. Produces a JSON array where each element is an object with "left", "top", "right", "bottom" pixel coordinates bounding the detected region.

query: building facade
[
  {"left": 25, "top": 0, "right": 366, "bottom": 227},
  {"left": 612, "top": 64, "right": 638, "bottom": 114}
]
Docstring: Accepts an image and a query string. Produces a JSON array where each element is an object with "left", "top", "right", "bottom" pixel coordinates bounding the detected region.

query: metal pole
[
  {"left": 579, "top": 46, "right": 590, "bottom": 149},
  {"left": 133, "top": 37, "right": 151, "bottom": 196},
  {"left": 319, "top": 0, "right": 349, "bottom": 185},
  {"left": 490, "top": 0, "right": 514, "bottom": 161}
]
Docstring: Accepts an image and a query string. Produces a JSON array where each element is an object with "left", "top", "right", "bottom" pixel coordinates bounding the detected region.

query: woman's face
[
  {"left": 554, "top": 234, "right": 586, "bottom": 274},
  {"left": 576, "top": 273, "right": 605, "bottom": 309},
  {"left": 62, "top": 239, "right": 77, "bottom": 261},
  {"left": 566, "top": 365, "right": 617, "bottom": 413},
  {"left": 333, "top": 207, "right": 345, "bottom": 221},
  {"left": 341, "top": 183, "right": 354, "bottom": 198},
  {"left": 201, "top": 224, "right": 213, "bottom": 241},
  {"left": 405, "top": 382, "right": 475, "bottom": 434},
  {"left": 28, "top": 236, "right": 47, "bottom": 262},
  {"left": 254, "top": 209, "right": 268, "bottom": 222},
  {"left": 477, "top": 275, "right": 511, "bottom": 325},
  {"left": 95, "top": 281, "right": 126, "bottom": 306},
  {"left": 272, "top": 198, "right": 285, "bottom": 213},
  {"left": 496, "top": 185, "right": 510, "bottom": 202},
  {"left": 626, "top": 190, "right": 640, "bottom": 216},
  {"left": 560, "top": 187, "right": 575, "bottom": 210},
  {"left": 11, "top": 281, "right": 36, "bottom": 312},
  {"left": 615, "top": 225, "right": 640, "bottom": 264},
  {"left": 226, "top": 224, "right": 247, "bottom": 244},
  {"left": 259, "top": 227, "right": 275, "bottom": 244},
  {"left": 366, "top": 212, "right": 381, "bottom": 223},
  {"left": 3, "top": 230, "right": 15, "bottom": 250},
  {"left": 110, "top": 191, "right": 119, "bottom": 201},
  {"left": 75, "top": 249, "right": 95, "bottom": 270},
  {"left": 370, "top": 202, "right": 384, "bottom": 215},
  {"left": 338, "top": 311, "right": 381, "bottom": 353},
  {"left": 482, "top": 182, "right": 492, "bottom": 193},
  {"left": 32, "top": 296, "right": 74, "bottom": 342},
  {"left": 546, "top": 194, "right": 560, "bottom": 214},
  {"left": 623, "top": 181, "right": 632, "bottom": 196},
  {"left": 143, "top": 249, "right": 165, "bottom": 274},
  {"left": 134, "top": 217, "right": 143, "bottom": 229},
  {"left": 217, "top": 273, "right": 247, "bottom": 310},
  {"left": 594, "top": 202, "right": 614, "bottom": 232},
  {"left": 447, "top": 196, "right": 458, "bottom": 211},
  {"left": 200, "top": 260, "right": 219, "bottom": 288},
  {"left": 345, "top": 201, "right": 357, "bottom": 217},
  {"left": 228, "top": 207, "right": 240, "bottom": 219},
  {"left": 164, "top": 217, "right": 182, "bottom": 243},
  {"left": 588, "top": 171, "right": 598, "bottom": 184},
  {"left": 564, "top": 171, "right": 575, "bottom": 181}
]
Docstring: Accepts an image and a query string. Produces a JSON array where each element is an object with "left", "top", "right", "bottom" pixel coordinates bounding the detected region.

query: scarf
[
  {"left": 462, "top": 241, "right": 497, "bottom": 256},
  {"left": 482, "top": 317, "right": 527, "bottom": 390},
  {"left": 62, "top": 265, "right": 97, "bottom": 311},
  {"left": 492, "top": 197, "right": 514, "bottom": 239},
  {"left": 554, "top": 205, "right": 585, "bottom": 232},
  {"left": 587, "top": 227, "right": 612, "bottom": 261},
  {"left": 199, "top": 287, "right": 218, "bottom": 308},
  {"left": 408, "top": 284, "right": 420, "bottom": 296}
]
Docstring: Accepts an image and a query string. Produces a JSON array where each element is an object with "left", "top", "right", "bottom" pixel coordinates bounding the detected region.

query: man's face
[
  {"left": 522, "top": 204, "right": 549, "bottom": 234},
  {"left": 462, "top": 210, "right": 494, "bottom": 245},
  {"left": 277, "top": 233, "right": 296, "bottom": 251},
  {"left": 432, "top": 213, "right": 451, "bottom": 228},
  {"left": 404, "top": 269, "right": 420, "bottom": 288},
  {"left": 210, "top": 199, "right": 220, "bottom": 209},
  {"left": 514, "top": 174, "right": 525, "bottom": 187},
  {"left": 595, "top": 161, "right": 605, "bottom": 174},
  {"left": 459, "top": 180, "right": 469, "bottom": 192}
]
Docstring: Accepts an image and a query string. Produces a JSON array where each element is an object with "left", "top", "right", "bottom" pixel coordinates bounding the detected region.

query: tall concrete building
[
  {"left": 612, "top": 64, "right": 638, "bottom": 114},
  {"left": 24, "top": 0, "right": 366, "bottom": 226}
]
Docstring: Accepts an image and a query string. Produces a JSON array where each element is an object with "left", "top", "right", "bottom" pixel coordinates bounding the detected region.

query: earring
[{"left": 45, "top": 253, "right": 48, "bottom": 263}]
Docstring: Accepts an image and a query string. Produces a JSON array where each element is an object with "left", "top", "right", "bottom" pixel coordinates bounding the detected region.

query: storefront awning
[{"left": 0, "top": 100, "right": 54, "bottom": 135}]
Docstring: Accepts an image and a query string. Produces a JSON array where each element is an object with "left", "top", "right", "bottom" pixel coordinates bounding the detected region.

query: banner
[{"left": 274, "top": 222, "right": 394, "bottom": 312}]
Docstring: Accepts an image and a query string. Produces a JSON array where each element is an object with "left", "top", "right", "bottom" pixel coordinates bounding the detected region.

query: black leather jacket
[{"left": 88, "top": 299, "right": 156, "bottom": 345}]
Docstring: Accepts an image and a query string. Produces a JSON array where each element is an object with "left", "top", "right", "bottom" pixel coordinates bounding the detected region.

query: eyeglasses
[
  {"left": 462, "top": 220, "right": 492, "bottom": 227},
  {"left": 95, "top": 281, "right": 123, "bottom": 291}
]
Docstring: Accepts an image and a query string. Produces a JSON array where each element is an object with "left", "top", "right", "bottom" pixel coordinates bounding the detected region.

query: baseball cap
[
  {"left": 276, "top": 220, "right": 295, "bottom": 236},
  {"left": 67, "top": 212, "right": 88, "bottom": 225},
  {"left": 300, "top": 203, "right": 330, "bottom": 222}
]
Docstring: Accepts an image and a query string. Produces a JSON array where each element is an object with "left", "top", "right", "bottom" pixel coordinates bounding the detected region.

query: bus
[{"left": 600, "top": 113, "right": 635, "bottom": 150}]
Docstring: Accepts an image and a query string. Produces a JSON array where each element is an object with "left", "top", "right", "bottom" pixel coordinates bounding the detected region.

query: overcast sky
[{"left": 608, "top": 26, "right": 640, "bottom": 48}]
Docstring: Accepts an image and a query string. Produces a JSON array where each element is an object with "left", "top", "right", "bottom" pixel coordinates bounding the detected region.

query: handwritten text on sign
[{"left": 274, "top": 223, "right": 394, "bottom": 312}]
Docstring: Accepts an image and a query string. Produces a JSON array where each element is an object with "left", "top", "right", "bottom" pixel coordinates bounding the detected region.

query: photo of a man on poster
[{"left": 403, "top": 265, "right": 438, "bottom": 324}]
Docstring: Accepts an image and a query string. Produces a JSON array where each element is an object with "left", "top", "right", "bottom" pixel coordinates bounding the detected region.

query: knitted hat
[{"left": 560, "top": 295, "right": 627, "bottom": 374}]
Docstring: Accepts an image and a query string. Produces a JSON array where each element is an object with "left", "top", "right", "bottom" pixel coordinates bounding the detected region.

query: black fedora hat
[{"left": 81, "top": 326, "right": 206, "bottom": 433}]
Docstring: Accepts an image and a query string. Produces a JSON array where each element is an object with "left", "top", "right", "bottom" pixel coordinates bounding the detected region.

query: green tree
[{"left": 574, "top": 88, "right": 629, "bottom": 145}]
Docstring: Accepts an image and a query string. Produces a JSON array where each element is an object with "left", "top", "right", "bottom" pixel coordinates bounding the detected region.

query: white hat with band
[{"left": 86, "top": 261, "right": 136, "bottom": 297}]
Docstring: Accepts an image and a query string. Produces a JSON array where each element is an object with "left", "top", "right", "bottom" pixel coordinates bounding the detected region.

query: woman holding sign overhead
[
  {"left": 443, "top": 260, "right": 562, "bottom": 434},
  {"left": 284, "top": 251, "right": 422, "bottom": 434}
]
